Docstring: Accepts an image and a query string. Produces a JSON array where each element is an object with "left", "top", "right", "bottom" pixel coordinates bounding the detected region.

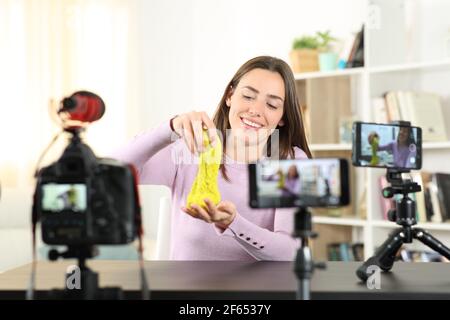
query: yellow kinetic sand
[
  {"left": 276, "top": 170, "right": 285, "bottom": 190},
  {"left": 186, "top": 131, "right": 222, "bottom": 209}
]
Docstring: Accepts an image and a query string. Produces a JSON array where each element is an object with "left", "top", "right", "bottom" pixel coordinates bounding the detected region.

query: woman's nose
[{"left": 248, "top": 99, "right": 264, "bottom": 117}]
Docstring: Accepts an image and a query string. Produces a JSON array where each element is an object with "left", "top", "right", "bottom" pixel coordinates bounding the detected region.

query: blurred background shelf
[
  {"left": 368, "top": 59, "right": 450, "bottom": 74},
  {"left": 304, "top": 0, "right": 450, "bottom": 261},
  {"left": 294, "top": 67, "right": 364, "bottom": 80}
]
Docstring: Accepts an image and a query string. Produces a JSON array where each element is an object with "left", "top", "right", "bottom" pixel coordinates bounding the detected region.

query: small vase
[{"left": 319, "top": 52, "right": 338, "bottom": 71}]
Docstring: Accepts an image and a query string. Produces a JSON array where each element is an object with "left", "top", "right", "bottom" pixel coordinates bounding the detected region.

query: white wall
[
  {"left": 1, "top": 0, "right": 365, "bottom": 270},
  {"left": 136, "top": 0, "right": 365, "bottom": 130}
]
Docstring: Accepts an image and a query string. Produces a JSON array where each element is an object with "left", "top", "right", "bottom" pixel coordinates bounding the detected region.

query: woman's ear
[{"left": 278, "top": 119, "right": 285, "bottom": 127}]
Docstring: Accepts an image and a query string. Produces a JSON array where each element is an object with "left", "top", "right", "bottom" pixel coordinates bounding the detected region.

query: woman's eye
[
  {"left": 267, "top": 103, "right": 278, "bottom": 110},
  {"left": 243, "top": 95, "right": 253, "bottom": 100}
]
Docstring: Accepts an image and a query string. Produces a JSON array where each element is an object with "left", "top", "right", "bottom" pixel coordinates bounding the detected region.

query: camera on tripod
[
  {"left": 33, "top": 91, "right": 140, "bottom": 246},
  {"left": 28, "top": 91, "right": 148, "bottom": 300},
  {"left": 248, "top": 158, "right": 350, "bottom": 300},
  {"left": 352, "top": 121, "right": 450, "bottom": 282}
]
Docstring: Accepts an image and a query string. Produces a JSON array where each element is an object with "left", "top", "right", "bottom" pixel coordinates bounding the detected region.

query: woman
[
  {"left": 372, "top": 126, "right": 417, "bottom": 168},
  {"left": 279, "top": 165, "right": 301, "bottom": 198},
  {"left": 112, "top": 56, "right": 311, "bottom": 261}
]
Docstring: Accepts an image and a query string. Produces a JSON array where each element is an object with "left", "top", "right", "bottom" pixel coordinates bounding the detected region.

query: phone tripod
[
  {"left": 356, "top": 169, "right": 450, "bottom": 281},
  {"left": 293, "top": 208, "right": 326, "bottom": 300}
]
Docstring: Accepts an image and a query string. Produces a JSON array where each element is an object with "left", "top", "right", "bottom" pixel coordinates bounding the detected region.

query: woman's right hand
[{"left": 171, "top": 111, "right": 218, "bottom": 154}]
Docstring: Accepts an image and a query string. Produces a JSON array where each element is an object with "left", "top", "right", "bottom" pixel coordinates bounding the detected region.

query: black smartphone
[
  {"left": 248, "top": 158, "right": 350, "bottom": 208},
  {"left": 352, "top": 121, "right": 422, "bottom": 170}
]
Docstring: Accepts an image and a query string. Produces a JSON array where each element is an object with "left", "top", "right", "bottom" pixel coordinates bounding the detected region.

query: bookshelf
[{"left": 297, "top": 0, "right": 450, "bottom": 261}]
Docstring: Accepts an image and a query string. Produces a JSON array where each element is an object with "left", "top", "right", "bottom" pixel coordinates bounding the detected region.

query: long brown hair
[{"left": 213, "top": 56, "right": 312, "bottom": 180}]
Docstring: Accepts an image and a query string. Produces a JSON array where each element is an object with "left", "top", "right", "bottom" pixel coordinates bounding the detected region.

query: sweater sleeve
[
  {"left": 378, "top": 142, "right": 394, "bottom": 152},
  {"left": 109, "top": 120, "right": 180, "bottom": 187},
  {"left": 214, "top": 209, "right": 299, "bottom": 261}
]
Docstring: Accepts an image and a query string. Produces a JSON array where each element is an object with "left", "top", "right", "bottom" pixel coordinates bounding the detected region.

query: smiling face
[
  {"left": 226, "top": 68, "right": 285, "bottom": 146},
  {"left": 398, "top": 127, "right": 410, "bottom": 145},
  {"left": 287, "top": 165, "right": 298, "bottom": 179}
]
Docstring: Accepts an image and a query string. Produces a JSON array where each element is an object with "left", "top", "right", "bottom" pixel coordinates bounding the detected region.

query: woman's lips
[{"left": 240, "top": 117, "right": 263, "bottom": 130}]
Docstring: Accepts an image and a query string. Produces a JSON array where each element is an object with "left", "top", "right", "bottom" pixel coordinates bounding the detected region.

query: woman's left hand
[{"left": 182, "top": 198, "right": 237, "bottom": 230}]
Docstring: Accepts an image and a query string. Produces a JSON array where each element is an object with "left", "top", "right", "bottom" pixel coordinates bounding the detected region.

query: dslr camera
[{"left": 33, "top": 91, "right": 140, "bottom": 246}]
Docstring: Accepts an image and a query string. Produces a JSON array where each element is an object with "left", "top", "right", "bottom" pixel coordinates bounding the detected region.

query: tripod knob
[
  {"left": 48, "top": 249, "right": 60, "bottom": 261},
  {"left": 387, "top": 209, "right": 397, "bottom": 222},
  {"left": 382, "top": 187, "right": 394, "bottom": 198}
]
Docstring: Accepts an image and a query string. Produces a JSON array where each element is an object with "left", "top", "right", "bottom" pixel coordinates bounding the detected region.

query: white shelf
[
  {"left": 294, "top": 67, "right": 364, "bottom": 80},
  {"left": 371, "top": 220, "right": 450, "bottom": 231},
  {"left": 310, "top": 143, "right": 352, "bottom": 151},
  {"left": 292, "top": 1, "right": 450, "bottom": 261},
  {"left": 368, "top": 59, "right": 450, "bottom": 74},
  {"left": 313, "top": 216, "right": 366, "bottom": 227},
  {"left": 423, "top": 141, "right": 450, "bottom": 150}
]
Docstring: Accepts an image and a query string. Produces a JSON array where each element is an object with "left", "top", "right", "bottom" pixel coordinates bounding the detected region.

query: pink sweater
[{"left": 112, "top": 120, "right": 307, "bottom": 261}]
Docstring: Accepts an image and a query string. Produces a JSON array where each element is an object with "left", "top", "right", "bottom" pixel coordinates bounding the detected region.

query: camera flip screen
[
  {"left": 352, "top": 122, "right": 422, "bottom": 170},
  {"left": 249, "top": 158, "right": 349, "bottom": 208},
  {"left": 42, "top": 183, "right": 87, "bottom": 213}
]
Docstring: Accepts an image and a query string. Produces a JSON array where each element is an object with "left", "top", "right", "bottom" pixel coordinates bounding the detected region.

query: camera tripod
[
  {"left": 47, "top": 245, "right": 124, "bottom": 300},
  {"left": 356, "top": 169, "right": 450, "bottom": 281},
  {"left": 293, "top": 208, "right": 326, "bottom": 300}
]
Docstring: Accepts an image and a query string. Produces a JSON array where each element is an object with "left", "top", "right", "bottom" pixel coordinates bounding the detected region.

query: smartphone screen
[
  {"left": 42, "top": 183, "right": 87, "bottom": 213},
  {"left": 249, "top": 158, "right": 350, "bottom": 208},
  {"left": 352, "top": 122, "right": 422, "bottom": 170}
]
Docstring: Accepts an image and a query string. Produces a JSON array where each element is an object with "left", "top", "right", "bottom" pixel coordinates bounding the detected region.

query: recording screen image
[
  {"left": 253, "top": 159, "right": 346, "bottom": 207},
  {"left": 42, "top": 183, "right": 87, "bottom": 212},
  {"left": 353, "top": 122, "right": 421, "bottom": 169}
]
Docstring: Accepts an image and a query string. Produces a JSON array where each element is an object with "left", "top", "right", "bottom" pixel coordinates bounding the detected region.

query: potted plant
[
  {"left": 290, "top": 35, "right": 320, "bottom": 73},
  {"left": 317, "top": 30, "right": 338, "bottom": 71}
]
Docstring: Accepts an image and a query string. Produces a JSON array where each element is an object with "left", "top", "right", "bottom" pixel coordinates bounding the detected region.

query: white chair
[
  {"left": 137, "top": 185, "right": 171, "bottom": 260},
  {"left": 155, "top": 196, "right": 172, "bottom": 260},
  {"left": 0, "top": 187, "right": 33, "bottom": 273}
]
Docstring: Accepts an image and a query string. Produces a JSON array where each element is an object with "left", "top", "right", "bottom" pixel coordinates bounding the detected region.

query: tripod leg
[
  {"left": 294, "top": 242, "right": 313, "bottom": 300},
  {"left": 356, "top": 228, "right": 404, "bottom": 281},
  {"left": 413, "top": 228, "right": 450, "bottom": 260},
  {"left": 298, "top": 278, "right": 310, "bottom": 301}
]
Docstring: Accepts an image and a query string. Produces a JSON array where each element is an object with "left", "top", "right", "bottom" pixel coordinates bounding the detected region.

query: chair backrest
[
  {"left": 155, "top": 196, "right": 172, "bottom": 260},
  {"left": 137, "top": 185, "right": 171, "bottom": 260}
]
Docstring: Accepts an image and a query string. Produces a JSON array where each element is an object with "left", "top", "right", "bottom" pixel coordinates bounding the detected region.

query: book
[
  {"left": 381, "top": 90, "right": 448, "bottom": 142},
  {"left": 352, "top": 243, "right": 364, "bottom": 261},
  {"left": 384, "top": 91, "right": 401, "bottom": 122},
  {"left": 402, "top": 91, "right": 448, "bottom": 142},
  {"left": 411, "top": 173, "right": 427, "bottom": 223},
  {"left": 338, "top": 33, "right": 357, "bottom": 68},
  {"left": 427, "top": 180, "right": 443, "bottom": 223},
  {"left": 421, "top": 171, "right": 435, "bottom": 222},
  {"left": 346, "top": 25, "right": 364, "bottom": 68},
  {"left": 327, "top": 243, "right": 341, "bottom": 261},
  {"left": 396, "top": 91, "right": 413, "bottom": 122},
  {"left": 434, "top": 173, "right": 450, "bottom": 222},
  {"left": 423, "top": 186, "right": 434, "bottom": 222},
  {"left": 327, "top": 242, "right": 364, "bottom": 261},
  {"left": 372, "top": 98, "right": 388, "bottom": 124},
  {"left": 398, "top": 247, "right": 448, "bottom": 262}
]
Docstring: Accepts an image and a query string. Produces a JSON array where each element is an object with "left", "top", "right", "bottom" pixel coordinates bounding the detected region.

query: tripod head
[{"left": 382, "top": 168, "right": 421, "bottom": 229}]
